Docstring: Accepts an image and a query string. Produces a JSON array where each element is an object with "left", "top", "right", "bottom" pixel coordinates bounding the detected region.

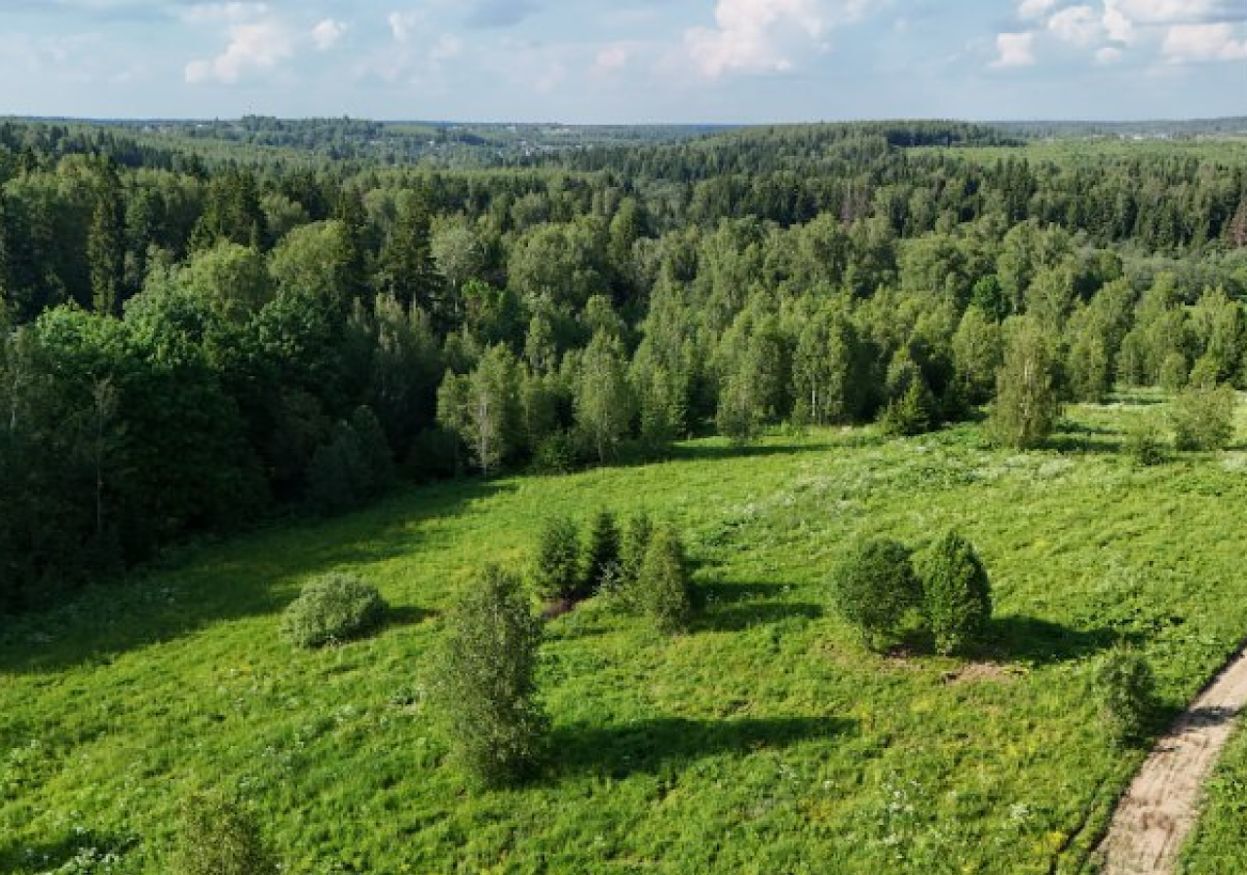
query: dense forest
[{"left": 2, "top": 118, "right": 1247, "bottom": 613}]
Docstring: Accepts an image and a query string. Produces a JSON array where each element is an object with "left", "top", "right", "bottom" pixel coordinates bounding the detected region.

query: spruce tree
[{"left": 584, "top": 509, "right": 621, "bottom": 595}]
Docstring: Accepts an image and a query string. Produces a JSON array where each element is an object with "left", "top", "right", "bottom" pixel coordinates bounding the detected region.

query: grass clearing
[{"left": 4, "top": 391, "right": 1247, "bottom": 873}]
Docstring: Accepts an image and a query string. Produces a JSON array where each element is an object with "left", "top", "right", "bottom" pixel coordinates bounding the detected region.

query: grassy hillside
[{"left": 4, "top": 392, "right": 1247, "bottom": 873}]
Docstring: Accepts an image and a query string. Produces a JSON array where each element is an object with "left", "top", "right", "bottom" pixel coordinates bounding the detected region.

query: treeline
[{"left": 2, "top": 120, "right": 1247, "bottom": 612}]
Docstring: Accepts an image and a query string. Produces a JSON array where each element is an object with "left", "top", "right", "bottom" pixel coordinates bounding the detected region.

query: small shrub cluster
[
  {"left": 832, "top": 531, "right": 994, "bottom": 655},
  {"left": 170, "top": 788, "right": 279, "bottom": 875},
  {"left": 832, "top": 539, "right": 924, "bottom": 651},
  {"left": 1170, "top": 384, "right": 1237, "bottom": 451},
  {"left": 1124, "top": 418, "right": 1168, "bottom": 466},
  {"left": 280, "top": 572, "right": 387, "bottom": 649},
  {"left": 1094, "top": 648, "right": 1157, "bottom": 747},
  {"left": 431, "top": 565, "right": 547, "bottom": 787}
]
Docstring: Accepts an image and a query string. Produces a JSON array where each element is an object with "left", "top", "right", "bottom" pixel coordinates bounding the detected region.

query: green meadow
[{"left": 4, "top": 393, "right": 1247, "bottom": 874}]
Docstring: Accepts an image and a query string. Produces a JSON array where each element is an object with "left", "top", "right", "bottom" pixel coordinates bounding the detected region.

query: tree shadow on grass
[
  {"left": 0, "top": 830, "right": 135, "bottom": 875},
  {"left": 974, "top": 615, "right": 1135, "bottom": 666},
  {"left": 547, "top": 715, "right": 853, "bottom": 780},
  {"left": 1045, "top": 431, "right": 1124, "bottom": 456},
  {"left": 669, "top": 440, "right": 841, "bottom": 464},
  {"left": 0, "top": 478, "right": 509, "bottom": 676},
  {"left": 692, "top": 582, "right": 823, "bottom": 633}
]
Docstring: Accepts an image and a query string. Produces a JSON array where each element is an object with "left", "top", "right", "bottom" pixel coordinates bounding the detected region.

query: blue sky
[{"left": 0, "top": 0, "right": 1244, "bottom": 122}]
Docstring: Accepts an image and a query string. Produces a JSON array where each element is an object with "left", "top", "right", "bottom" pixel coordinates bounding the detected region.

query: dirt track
[{"left": 1096, "top": 645, "right": 1247, "bottom": 874}]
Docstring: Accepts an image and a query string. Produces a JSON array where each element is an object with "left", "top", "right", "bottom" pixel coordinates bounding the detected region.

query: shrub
[
  {"left": 279, "top": 572, "right": 387, "bottom": 648},
  {"left": 832, "top": 538, "right": 923, "bottom": 651},
  {"left": 1124, "top": 418, "right": 1168, "bottom": 466},
  {"left": 637, "top": 525, "right": 694, "bottom": 634},
  {"left": 1094, "top": 648, "right": 1157, "bottom": 747},
  {"left": 170, "top": 789, "right": 279, "bottom": 875},
  {"left": 880, "top": 379, "right": 936, "bottom": 437},
  {"left": 583, "top": 510, "right": 621, "bottom": 596},
  {"left": 1171, "top": 384, "right": 1236, "bottom": 451},
  {"left": 917, "top": 532, "right": 992, "bottom": 656},
  {"left": 531, "top": 515, "right": 582, "bottom": 603},
  {"left": 531, "top": 430, "right": 578, "bottom": 474},
  {"left": 431, "top": 565, "right": 547, "bottom": 787}
]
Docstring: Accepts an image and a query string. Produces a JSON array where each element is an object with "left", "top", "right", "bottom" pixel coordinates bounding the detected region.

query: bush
[
  {"left": 530, "top": 430, "right": 579, "bottom": 474},
  {"left": 637, "top": 525, "right": 694, "bottom": 634},
  {"left": 170, "top": 789, "right": 279, "bottom": 875},
  {"left": 531, "top": 515, "right": 583, "bottom": 603},
  {"left": 1171, "top": 384, "right": 1236, "bottom": 451},
  {"left": 1124, "top": 418, "right": 1168, "bottom": 466},
  {"left": 917, "top": 532, "right": 992, "bottom": 656},
  {"left": 832, "top": 538, "right": 923, "bottom": 651},
  {"left": 431, "top": 565, "right": 547, "bottom": 787},
  {"left": 583, "top": 510, "right": 621, "bottom": 596},
  {"left": 279, "top": 572, "right": 387, "bottom": 648},
  {"left": 1094, "top": 648, "right": 1157, "bottom": 747}
]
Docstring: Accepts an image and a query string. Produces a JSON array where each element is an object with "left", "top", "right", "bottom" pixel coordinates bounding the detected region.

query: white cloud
[
  {"left": 992, "top": 31, "right": 1036, "bottom": 67},
  {"left": 594, "top": 44, "right": 631, "bottom": 75},
  {"left": 311, "top": 18, "right": 346, "bottom": 51},
  {"left": 1162, "top": 22, "right": 1247, "bottom": 61},
  {"left": 1095, "top": 45, "right": 1124, "bottom": 62},
  {"left": 1018, "top": 0, "right": 1060, "bottom": 20},
  {"left": 1048, "top": 5, "right": 1104, "bottom": 45},
  {"left": 684, "top": 0, "right": 869, "bottom": 78},
  {"left": 1112, "top": 0, "right": 1245, "bottom": 25},
  {"left": 185, "top": 18, "right": 294, "bottom": 83},
  {"left": 1102, "top": 0, "right": 1136, "bottom": 43},
  {"left": 388, "top": 10, "right": 423, "bottom": 44},
  {"left": 180, "top": 2, "right": 268, "bottom": 25}
]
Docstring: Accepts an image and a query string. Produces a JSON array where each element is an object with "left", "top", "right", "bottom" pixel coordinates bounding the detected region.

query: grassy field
[
  {"left": 4, "top": 392, "right": 1247, "bottom": 874},
  {"left": 1182, "top": 719, "right": 1247, "bottom": 872}
]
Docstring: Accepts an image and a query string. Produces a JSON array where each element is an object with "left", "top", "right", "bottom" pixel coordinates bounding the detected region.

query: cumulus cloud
[
  {"left": 311, "top": 18, "right": 346, "bottom": 51},
  {"left": 1018, "top": 0, "right": 1060, "bottom": 20},
  {"left": 185, "top": 17, "right": 294, "bottom": 83},
  {"left": 1048, "top": 5, "right": 1104, "bottom": 45},
  {"left": 1095, "top": 44, "right": 1123, "bottom": 62},
  {"left": 684, "top": 0, "right": 868, "bottom": 78},
  {"left": 1162, "top": 21, "right": 1247, "bottom": 60},
  {"left": 992, "top": 31, "right": 1036, "bottom": 67}
]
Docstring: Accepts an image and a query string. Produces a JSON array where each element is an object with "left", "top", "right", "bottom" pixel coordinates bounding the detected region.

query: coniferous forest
[{"left": 4, "top": 118, "right": 1245, "bottom": 613}]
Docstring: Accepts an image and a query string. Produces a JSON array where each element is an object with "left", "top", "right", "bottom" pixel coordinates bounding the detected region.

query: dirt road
[{"left": 1096, "top": 645, "right": 1247, "bottom": 874}]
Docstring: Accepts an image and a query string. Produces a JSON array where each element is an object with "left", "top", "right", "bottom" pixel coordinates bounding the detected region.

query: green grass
[
  {"left": 4, "top": 392, "right": 1247, "bottom": 873},
  {"left": 1181, "top": 716, "right": 1247, "bottom": 872}
]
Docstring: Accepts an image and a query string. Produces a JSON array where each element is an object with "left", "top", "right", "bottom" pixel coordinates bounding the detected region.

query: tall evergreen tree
[{"left": 88, "top": 163, "right": 126, "bottom": 315}]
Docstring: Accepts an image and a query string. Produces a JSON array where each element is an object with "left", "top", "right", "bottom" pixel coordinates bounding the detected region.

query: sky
[{"left": 0, "top": 0, "right": 1244, "bottom": 123}]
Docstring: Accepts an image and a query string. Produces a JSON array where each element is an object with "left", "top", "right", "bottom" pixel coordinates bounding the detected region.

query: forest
[
  {"left": 5, "top": 113, "right": 1247, "bottom": 872},
  {"left": 2, "top": 118, "right": 1247, "bottom": 614}
]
